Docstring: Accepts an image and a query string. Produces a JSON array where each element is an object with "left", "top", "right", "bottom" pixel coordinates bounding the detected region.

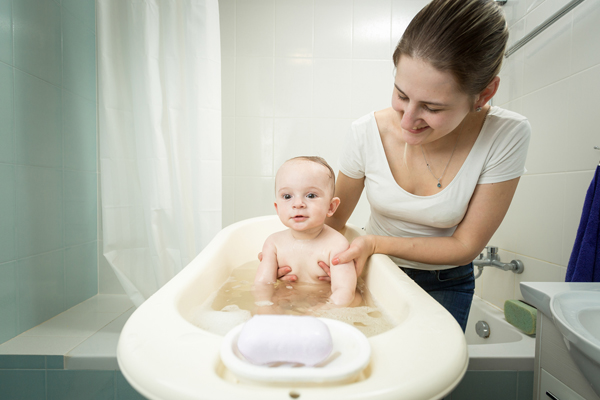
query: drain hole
[
  {"left": 289, "top": 391, "right": 300, "bottom": 398},
  {"left": 475, "top": 320, "right": 490, "bottom": 338}
]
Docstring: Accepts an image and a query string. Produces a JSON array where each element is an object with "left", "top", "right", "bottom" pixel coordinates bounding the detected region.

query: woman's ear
[
  {"left": 474, "top": 76, "right": 500, "bottom": 110},
  {"left": 327, "top": 197, "right": 341, "bottom": 217}
]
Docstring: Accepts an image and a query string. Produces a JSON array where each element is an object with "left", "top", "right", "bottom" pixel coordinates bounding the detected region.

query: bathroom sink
[{"left": 551, "top": 290, "right": 600, "bottom": 396}]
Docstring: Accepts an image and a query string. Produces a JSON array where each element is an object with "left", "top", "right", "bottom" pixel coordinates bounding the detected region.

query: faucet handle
[{"left": 489, "top": 246, "right": 498, "bottom": 255}]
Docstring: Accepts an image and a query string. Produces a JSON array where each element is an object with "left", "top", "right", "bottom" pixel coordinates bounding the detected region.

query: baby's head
[{"left": 274, "top": 157, "right": 340, "bottom": 233}]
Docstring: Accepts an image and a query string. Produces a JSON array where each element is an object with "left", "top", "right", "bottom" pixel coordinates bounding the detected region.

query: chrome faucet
[{"left": 473, "top": 246, "right": 524, "bottom": 279}]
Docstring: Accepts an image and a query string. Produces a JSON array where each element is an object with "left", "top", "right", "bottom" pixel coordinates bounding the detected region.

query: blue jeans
[{"left": 400, "top": 263, "right": 475, "bottom": 332}]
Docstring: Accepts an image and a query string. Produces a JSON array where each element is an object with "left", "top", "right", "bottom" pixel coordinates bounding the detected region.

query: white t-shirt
[{"left": 339, "top": 106, "right": 531, "bottom": 271}]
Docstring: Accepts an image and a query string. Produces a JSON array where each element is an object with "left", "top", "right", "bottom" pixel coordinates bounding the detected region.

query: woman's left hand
[
  {"left": 317, "top": 235, "right": 376, "bottom": 279},
  {"left": 331, "top": 235, "right": 375, "bottom": 277}
]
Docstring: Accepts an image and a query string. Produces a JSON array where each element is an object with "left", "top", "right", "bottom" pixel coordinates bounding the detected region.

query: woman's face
[{"left": 391, "top": 56, "right": 474, "bottom": 146}]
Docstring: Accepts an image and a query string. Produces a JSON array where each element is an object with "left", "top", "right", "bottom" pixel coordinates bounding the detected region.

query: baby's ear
[{"left": 327, "top": 197, "right": 341, "bottom": 217}]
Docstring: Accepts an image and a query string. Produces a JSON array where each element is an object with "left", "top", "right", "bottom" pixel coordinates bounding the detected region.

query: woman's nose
[{"left": 399, "top": 103, "right": 422, "bottom": 130}]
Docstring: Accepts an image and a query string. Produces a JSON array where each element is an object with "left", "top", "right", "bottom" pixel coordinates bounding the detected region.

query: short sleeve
[
  {"left": 338, "top": 116, "right": 369, "bottom": 179},
  {"left": 478, "top": 118, "right": 531, "bottom": 184}
]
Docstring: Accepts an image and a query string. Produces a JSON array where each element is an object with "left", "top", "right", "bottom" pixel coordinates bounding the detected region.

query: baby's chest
[{"left": 277, "top": 247, "right": 329, "bottom": 282}]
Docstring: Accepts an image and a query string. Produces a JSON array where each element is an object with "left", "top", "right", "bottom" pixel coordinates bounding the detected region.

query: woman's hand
[
  {"left": 330, "top": 235, "right": 375, "bottom": 277},
  {"left": 257, "top": 252, "right": 298, "bottom": 282}
]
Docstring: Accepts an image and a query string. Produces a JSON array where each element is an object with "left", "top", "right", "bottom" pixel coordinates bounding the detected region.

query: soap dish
[{"left": 220, "top": 318, "right": 371, "bottom": 384}]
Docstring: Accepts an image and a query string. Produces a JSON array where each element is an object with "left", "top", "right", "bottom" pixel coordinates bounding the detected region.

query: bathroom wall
[
  {"left": 0, "top": 0, "right": 98, "bottom": 344},
  {"left": 220, "top": 0, "right": 600, "bottom": 310},
  {"left": 482, "top": 0, "right": 600, "bottom": 308}
]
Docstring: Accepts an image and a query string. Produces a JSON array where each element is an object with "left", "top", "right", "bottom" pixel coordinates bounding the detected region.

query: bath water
[{"left": 190, "top": 260, "right": 396, "bottom": 337}]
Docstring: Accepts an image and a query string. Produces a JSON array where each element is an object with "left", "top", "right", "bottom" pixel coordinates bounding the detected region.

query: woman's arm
[
  {"left": 332, "top": 177, "right": 521, "bottom": 271},
  {"left": 326, "top": 172, "right": 365, "bottom": 232}
]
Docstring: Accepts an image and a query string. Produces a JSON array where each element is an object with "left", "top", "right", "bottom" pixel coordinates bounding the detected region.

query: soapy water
[{"left": 190, "top": 261, "right": 396, "bottom": 337}]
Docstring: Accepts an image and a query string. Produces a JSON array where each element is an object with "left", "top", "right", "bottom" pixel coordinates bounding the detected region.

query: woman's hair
[{"left": 393, "top": 0, "right": 508, "bottom": 98}]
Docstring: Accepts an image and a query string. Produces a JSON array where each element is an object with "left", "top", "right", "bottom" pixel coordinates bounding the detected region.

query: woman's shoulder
[{"left": 488, "top": 106, "right": 530, "bottom": 130}]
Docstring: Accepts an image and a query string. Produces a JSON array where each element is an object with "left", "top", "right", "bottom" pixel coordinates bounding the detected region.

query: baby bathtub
[
  {"left": 465, "top": 296, "right": 535, "bottom": 371},
  {"left": 117, "top": 215, "right": 468, "bottom": 400}
]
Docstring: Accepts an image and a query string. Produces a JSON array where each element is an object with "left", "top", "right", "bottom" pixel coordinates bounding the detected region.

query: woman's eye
[
  {"left": 397, "top": 94, "right": 408, "bottom": 101},
  {"left": 424, "top": 106, "right": 442, "bottom": 113}
]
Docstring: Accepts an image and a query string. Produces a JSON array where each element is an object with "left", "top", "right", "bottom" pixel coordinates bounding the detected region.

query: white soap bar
[{"left": 237, "top": 315, "right": 333, "bottom": 366}]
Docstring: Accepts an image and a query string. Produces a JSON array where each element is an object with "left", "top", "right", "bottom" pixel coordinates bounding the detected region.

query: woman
[{"left": 314, "top": 0, "right": 530, "bottom": 331}]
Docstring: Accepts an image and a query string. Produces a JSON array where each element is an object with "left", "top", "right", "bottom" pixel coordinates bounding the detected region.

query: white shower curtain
[{"left": 97, "top": 0, "right": 221, "bottom": 306}]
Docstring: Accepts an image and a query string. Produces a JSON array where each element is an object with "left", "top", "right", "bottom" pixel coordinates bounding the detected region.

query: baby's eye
[
  {"left": 306, "top": 193, "right": 317, "bottom": 199},
  {"left": 283, "top": 194, "right": 292, "bottom": 200}
]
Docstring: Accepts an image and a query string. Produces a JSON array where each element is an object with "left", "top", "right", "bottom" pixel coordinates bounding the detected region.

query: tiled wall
[
  {"left": 481, "top": 0, "right": 600, "bottom": 308},
  {"left": 0, "top": 0, "right": 98, "bottom": 344},
  {"left": 219, "top": 0, "right": 430, "bottom": 227},
  {"left": 219, "top": 0, "right": 600, "bottom": 310}
]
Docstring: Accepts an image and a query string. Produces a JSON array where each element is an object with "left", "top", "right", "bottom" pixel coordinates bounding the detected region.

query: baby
[{"left": 254, "top": 156, "right": 360, "bottom": 307}]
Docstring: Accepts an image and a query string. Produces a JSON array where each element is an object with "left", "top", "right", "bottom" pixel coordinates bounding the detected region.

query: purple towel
[{"left": 566, "top": 166, "right": 600, "bottom": 282}]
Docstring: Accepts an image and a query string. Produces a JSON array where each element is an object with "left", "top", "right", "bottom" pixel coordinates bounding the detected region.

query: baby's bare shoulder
[{"left": 321, "top": 226, "right": 349, "bottom": 249}]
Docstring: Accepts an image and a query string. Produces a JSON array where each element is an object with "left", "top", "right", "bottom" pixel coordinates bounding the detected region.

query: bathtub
[
  {"left": 117, "top": 215, "right": 468, "bottom": 400},
  {"left": 465, "top": 295, "right": 535, "bottom": 371}
]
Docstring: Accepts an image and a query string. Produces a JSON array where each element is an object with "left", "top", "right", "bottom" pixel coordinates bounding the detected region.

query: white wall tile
[
  {"left": 235, "top": 57, "right": 274, "bottom": 117},
  {"left": 222, "top": 117, "right": 235, "bottom": 176},
  {"left": 390, "top": 0, "right": 429, "bottom": 54},
  {"left": 221, "top": 57, "right": 235, "bottom": 117},
  {"left": 234, "top": 117, "right": 273, "bottom": 177},
  {"left": 520, "top": 79, "right": 570, "bottom": 174},
  {"left": 273, "top": 118, "right": 314, "bottom": 170},
  {"left": 492, "top": 174, "right": 566, "bottom": 265},
  {"left": 561, "top": 170, "right": 596, "bottom": 266},
  {"left": 567, "top": 65, "right": 600, "bottom": 169},
  {"left": 522, "top": 12, "right": 571, "bottom": 94},
  {"left": 479, "top": 252, "right": 516, "bottom": 309},
  {"left": 351, "top": 60, "right": 395, "bottom": 118},
  {"left": 311, "top": 118, "right": 354, "bottom": 174},
  {"left": 222, "top": 176, "right": 235, "bottom": 228},
  {"left": 236, "top": 0, "right": 274, "bottom": 57},
  {"left": 313, "top": 0, "right": 353, "bottom": 59},
  {"left": 353, "top": 0, "right": 392, "bottom": 60},
  {"left": 274, "top": 58, "right": 313, "bottom": 118},
  {"left": 496, "top": 46, "right": 524, "bottom": 106},
  {"left": 219, "top": 0, "right": 235, "bottom": 58},
  {"left": 234, "top": 176, "right": 276, "bottom": 221},
  {"left": 274, "top": 0, "right": 313, "bottom": 58},
  {"left": 572, "top": 0, "right": 600, "bottom": 74},
  {"left": 313, "top": 59, "right": 352, "bottom": 119},
  {"left": 511, "top": 252, "right": 565, "bottom": 300}
]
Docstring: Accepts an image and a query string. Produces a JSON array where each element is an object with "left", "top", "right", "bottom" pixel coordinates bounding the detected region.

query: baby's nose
[{"left": 293, "top": 198, "right": 306, "bottom": 208}]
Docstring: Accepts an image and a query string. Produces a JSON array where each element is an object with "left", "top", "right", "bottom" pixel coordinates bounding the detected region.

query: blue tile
[
  {"left": 63, "top": 91, "right": 97, "bottom": 172},
  {"left": 62, "top": 8, "right": 96, "bottom": 101},
  {"left": 0, "top": 370, "right": 46, "bottom": 400},
  {"left": 64, "top": 170, "right": 97, "bottom": 246},
  {"left": 517, "top": 371, "right": 534, "bottom": 399},
  {"left": 14, "top": 70, "right": 62, "bottom": 169},
  {"left": 0, "top": 355, "right": 45, "bottom": 369},
  {"left": 17, "top": 250, "right": 65, "bottom": 332},
  {"left": 13, "top": 0, "right": 62, "bottom": 85},
  {"left": 65, "top": 242, "right": 98, "bottom": 309},
  {"left": 46, "top": 355, "right": 64, "bottom": 369},
  {"left": 451, "top": 371, "right": 518, "bottom": 400},
  {"left": 0, "top": 262, "right": 17, "bottom": 343},
  {"left": 0, "top": 0, "right": 12, "bottom": 64},
  {"left": 116, "top": 371, "right": 147, "bottom": 400},
  {"left": 61, "top": 0, "right": 95, "bottom": 33},
  {"left": 0, "top": 62, "right": 13, "bottom": 163},
  {"left": 47, "top": 370, "right": 115, "bottom": 400},
  {"left": 0, "top": 164, "right": 15, "bottom": 263},
  {"left": 16, "top": 165, "right": 63, "bottom": 258}
]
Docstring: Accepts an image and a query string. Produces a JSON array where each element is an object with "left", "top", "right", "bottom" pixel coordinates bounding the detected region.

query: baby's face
[{"left": 274, "top": 160, "right": 335, "bottom": 233}]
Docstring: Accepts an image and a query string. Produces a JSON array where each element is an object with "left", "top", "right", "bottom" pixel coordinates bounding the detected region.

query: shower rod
[{"left": 505, "top": 0, "right": 585, "bottom": 58}]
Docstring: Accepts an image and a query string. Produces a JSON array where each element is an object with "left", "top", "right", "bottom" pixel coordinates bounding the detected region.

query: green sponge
[{"left": 504, "top": 300, "right": 537, "bottom": 336}]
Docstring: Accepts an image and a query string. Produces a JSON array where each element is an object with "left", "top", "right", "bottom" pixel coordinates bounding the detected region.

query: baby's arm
[
  {"left": 255, "top": 237, "right": 278, "bottom": 284},
  {"left": 329, "top": 238, "right": 358, "bottom": 307}
]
